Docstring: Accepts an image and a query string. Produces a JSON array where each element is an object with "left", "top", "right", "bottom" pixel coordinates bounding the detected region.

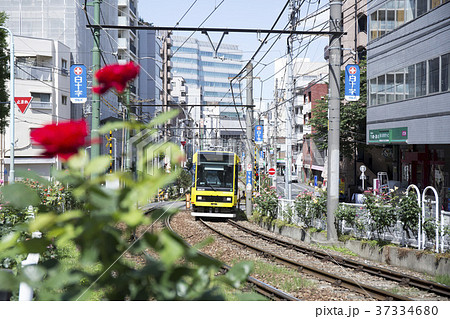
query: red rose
[
  {"left": 30, "top": 119, "right": 94, "bottom": 161},
  {"left": 92, "top": 61, "right": 140, "bottom": 95}
]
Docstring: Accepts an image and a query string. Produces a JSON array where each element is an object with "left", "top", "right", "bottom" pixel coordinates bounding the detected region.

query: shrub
[{"left": 253, "top": 186, "right": 278, "bottom": 220}]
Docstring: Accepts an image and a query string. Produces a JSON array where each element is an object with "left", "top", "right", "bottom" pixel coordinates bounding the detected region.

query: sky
[{"left": 138, "top": 0, "right": 330, "bottom": 108}]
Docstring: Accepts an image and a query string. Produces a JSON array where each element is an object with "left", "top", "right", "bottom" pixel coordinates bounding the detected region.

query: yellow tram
[{"left": 191, "top": 151, "right": 240, "bottom": 218}]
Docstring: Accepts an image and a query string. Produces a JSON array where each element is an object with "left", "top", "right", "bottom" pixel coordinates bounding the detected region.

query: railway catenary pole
[
  {"left": 326, "top": 0, "right": 343, "bottom": 242},
  {"left": 245, "top": 63, "right": 254, "bottom": 218},
  {"left": 90, "top": 0, "right": 101, "bottom": 162}
]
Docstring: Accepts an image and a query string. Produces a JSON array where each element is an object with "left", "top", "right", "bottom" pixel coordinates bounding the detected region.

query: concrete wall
[{"left": 258, "top": 221, "right": 450, "bottom": 276}]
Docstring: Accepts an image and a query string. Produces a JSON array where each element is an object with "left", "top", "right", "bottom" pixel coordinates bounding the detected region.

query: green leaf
[
  {"left": 222, "top": 261, "right": 253, "bottom": 288},
  {"left": 20, "top": 238, "right": 51, "bottom": 254},
  {"left": 85, "top": 155, "right": 111, "bottom": 176},
  {"left": 159, "top": 231, "right": 185, "bottom": 266},
  {"left": 0, "top": 183, "right": 41, "bottom": 209},
  {"left": 0, "top": 269, "right": 18, "bottom": 292},
  {"left": 149, "top": 109, "right": 179, "bottom": 127},
  {"left": 16, "top": 169, "right": 50, "bottom": 186},
  {"left": 29, "top": 213, "right": 57, "bottom": 232}
]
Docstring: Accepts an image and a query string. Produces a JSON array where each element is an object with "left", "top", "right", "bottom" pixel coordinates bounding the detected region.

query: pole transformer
[
  {"left": 326, "top": 0, "right": 342, "bottom": 242},
  {"left": 245, "top": 63, "right": 254, "bottom": 217},
  {"left": 90, "top": 0, "right": 102, "bottom": 160}
]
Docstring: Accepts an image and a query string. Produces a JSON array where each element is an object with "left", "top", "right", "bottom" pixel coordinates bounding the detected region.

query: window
[
  {"left": 395, "top": 71, "right": 405, "bottom": 101},
  {"left": 31, "top": 92, "right": 51, "bottom": 102},
  {"left": 417, "top": 0, "right": 428, "bottom": 16},
  {"left": 61, "top": 59, "right": 68, "bottom": 75},
  {"left": 430, "top": 0, "right": 441, "bottom": 9},
  {"left": 377, "top": 75, "right": 386, "bottom": 104},
  {"left": 406, "top": 65, "right": 415, "bottom": 99},
  {"left": 386, "top": 73, "right": 395, "bottom": 103},
  {"left": 415, "top": 61, "right": 427, "bottom": 97},
  {"left": 428, "top": 57, "right": 440, "bottom": 94},
  {"left": 442, "top": 53, "right": 450, "bottom": 92},
  {"left": 370, "top": 78, "right": 377, "bottom": 106},
  {"left": 62, "top": 95, "right": 67, "bottom": 105},
  {"left": 370, "top": 12, "right": 378, "bottom": 40},
  {"left": 357, "top": 14, "right": 367, "bottom": 33}
]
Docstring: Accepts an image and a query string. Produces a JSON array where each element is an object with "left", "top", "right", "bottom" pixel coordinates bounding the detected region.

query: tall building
[
  {"left": 170, "top": 35, "right": 245, "bottom": 153},
  {"left": 366, "top": 0, "right": 450, "bottom": 208}
]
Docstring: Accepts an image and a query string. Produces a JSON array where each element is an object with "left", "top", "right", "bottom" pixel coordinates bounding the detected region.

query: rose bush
[{"left": 0, "top": 62, "right": 254, "bottom": 301}]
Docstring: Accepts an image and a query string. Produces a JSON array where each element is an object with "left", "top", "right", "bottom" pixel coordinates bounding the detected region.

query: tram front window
[{"left": 197, "top": 164, "right": 233, "bottom": 190}]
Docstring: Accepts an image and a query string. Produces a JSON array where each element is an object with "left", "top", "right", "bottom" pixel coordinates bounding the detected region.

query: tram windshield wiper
[{"left": 205, "top": 181, "right": 217, "bottom": 191}]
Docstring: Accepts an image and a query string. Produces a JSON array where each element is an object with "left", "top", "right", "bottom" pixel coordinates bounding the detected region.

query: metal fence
[{"left": 275, "top": 189, "right": 450, "bottom": 253}]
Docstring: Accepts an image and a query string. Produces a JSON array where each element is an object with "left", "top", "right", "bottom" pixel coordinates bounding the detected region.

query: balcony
[
  {"left": 303, "top": 102, "right": 311, "bottom": 113},
  {"left": 30, "top": 101, "right": 52, "bottom": 110},
  {"left": 16, "top": 64, "right": 52, "bottom": 81}
]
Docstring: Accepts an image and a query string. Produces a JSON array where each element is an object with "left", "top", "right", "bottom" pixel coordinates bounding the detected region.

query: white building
[
  {"left": 272, "top": 57, "right": 328, "bottom": 176},
  {"left": 3, "top": 36, "right": 71, "bottom": 180}
]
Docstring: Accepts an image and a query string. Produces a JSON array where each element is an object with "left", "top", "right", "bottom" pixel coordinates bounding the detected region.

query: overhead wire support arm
[
  {"left": 86, "top": 25, "right": 345, "bottom": 36},
  {"left": 202, "top": 31, "right": 228, "bottom": 58}
]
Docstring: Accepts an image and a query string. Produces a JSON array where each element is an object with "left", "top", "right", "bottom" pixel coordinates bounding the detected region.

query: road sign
[
  {"left": 255, "top": 125, "right": 263, "bottom": 144},
  {"left": 14, "top": 97, "right": 33, "bottom": 114},
  {"left": 345, "top": 64, "right": 360, "bottom": 101},
  {"left": 268, "top": 167, "right": 276, "bottom": 176},
  {"left": 70, "top": 64, "right": 87, "bottom": 103}
]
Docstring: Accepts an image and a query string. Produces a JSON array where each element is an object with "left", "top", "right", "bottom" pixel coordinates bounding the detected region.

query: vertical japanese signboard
[
  {"left": 255, "top": 125, "right": 263, "bottom": 144},
  {"left": 70, "top": 64, "right": 87, "bottom": 103},
  {"left": 345, "top": 64, "right": 360, "bottom": 101}
]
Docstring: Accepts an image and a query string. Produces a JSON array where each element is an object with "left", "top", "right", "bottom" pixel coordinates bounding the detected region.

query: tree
[
  {"left": 308, "top": 59, "right": 368, "bottom": 158},
  {"left": 0, "top": 11, "right": 10, "bottom": 133}
]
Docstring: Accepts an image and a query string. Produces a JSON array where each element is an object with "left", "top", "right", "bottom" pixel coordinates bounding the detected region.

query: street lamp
[{"left": 0, "top": 26, "right": 15, "bottom": 184}]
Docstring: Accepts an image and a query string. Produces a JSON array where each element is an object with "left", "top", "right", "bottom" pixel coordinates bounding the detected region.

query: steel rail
[
  {"left": 201, "top": 219, "right": 412, "bottom": 301},
  {"left": 228, "top": 220, "right": 450, "bottom": 298},
  {"left": 163, "top": 216, "right": 299, "bottom": 301}
]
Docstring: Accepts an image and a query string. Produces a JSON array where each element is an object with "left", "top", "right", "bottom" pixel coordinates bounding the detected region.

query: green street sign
[{"left": 369, "top": 127, "right": 408, "bottom": 144}]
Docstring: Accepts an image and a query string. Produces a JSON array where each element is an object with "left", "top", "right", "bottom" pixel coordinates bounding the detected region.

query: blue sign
[
  {"left": 70, "top": 64, "right": 87, "bottom": 103},
  {"left": 260, "top": 150, "right": 264, "bottom": 159},
  {"left": 314, "top": 175, "right": 318, "bottom": 187},
  {"left": 345, "top": 64, "right": 360, "bottom": 101},
  {"left": 255, "top": 125, "right": 263, "bottom": 144},
  {"left": 246, "top": 170, "right": 252, "bottom": 186}
]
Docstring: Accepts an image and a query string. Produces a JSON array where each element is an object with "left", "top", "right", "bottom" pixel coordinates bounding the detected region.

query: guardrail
[{"left": 275, "top": 186, "right": 449, "bottom": 253}]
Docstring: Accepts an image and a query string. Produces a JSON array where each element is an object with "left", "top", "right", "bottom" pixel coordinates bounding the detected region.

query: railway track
[
  {"left": 227, "top": 219, "right": 450, "bottom": 299},
  {"left": 163, "top": 216, "right": 299, "bottom": 301},
  {"left": 200, "top": 219, "right": 416, "bottom": 301}
]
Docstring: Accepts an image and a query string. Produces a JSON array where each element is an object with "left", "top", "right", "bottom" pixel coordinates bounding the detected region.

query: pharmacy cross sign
[
  {"left": 345, "top": 64, "right": 360, "bottom": 101},
  {"left": 70, "top": 64, "right": 87, "bottom": 103},
  {"left": 14, "top": 97, "right": 33, "bottom": 114}
]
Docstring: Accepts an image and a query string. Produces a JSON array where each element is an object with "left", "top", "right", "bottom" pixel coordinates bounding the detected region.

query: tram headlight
[
  {"left": 226, "top": 197, "right": 232, "bottom": 202},
  {"left": 197, "top": 196, "right": 203, "bottom": 201}
]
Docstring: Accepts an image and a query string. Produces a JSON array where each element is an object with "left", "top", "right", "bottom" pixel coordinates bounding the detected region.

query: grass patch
[
  {"left": 252, "top": 260, "right": 315, "bottom": 292},
  {"left": 316, "top": 245, "right": 358, "bottom": 257},
  {"left": 434, "top": 274, "right": 450, "bottom": 286}
]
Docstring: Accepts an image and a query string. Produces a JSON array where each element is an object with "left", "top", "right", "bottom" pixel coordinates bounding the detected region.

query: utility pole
[
  {"left": 1, "top": 26, "right": 15, "bottom": 184},
  {"left": 245, "top": 62, "right": 254, "bottom": 217},
  {"left": 285, "top": 0, "right": 297, "bottom": 200},
  {"left": 90, "top": 0, "right": 102, "bottom": 160},
  {"left": 326, "top": 0, "right": 342, "bottom": 242},
  {"left": 160, "top": 32, "right": 172, "bottom": 168},
  {"left": 273, "top": 79, "right": 279, "bottom": 189}
]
